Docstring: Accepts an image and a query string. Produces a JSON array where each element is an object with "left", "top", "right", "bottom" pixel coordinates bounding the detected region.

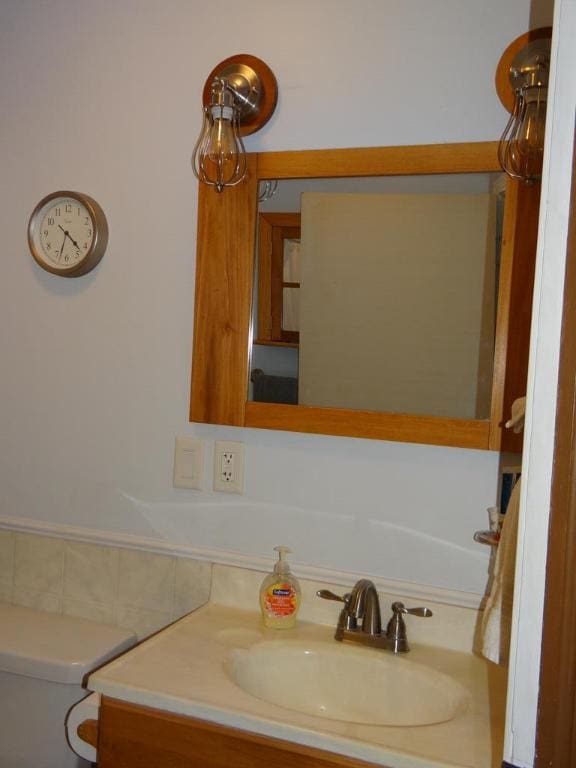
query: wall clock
[{"left": 28, "top": 191, "right": 108, "bottom": 277}]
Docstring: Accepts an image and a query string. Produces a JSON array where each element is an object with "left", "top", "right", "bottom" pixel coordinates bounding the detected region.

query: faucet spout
[{"left": 348, "top": 579, "right": 381, "bottom": 635}]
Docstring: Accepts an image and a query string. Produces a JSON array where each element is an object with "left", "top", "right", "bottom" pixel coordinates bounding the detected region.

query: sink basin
[{"left": 226, "top": 640, "right": 469, "bottom": 726}]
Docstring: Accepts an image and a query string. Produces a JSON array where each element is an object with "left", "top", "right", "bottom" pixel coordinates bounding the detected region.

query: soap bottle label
[{"left": 264, "top": 582, "right": 297, "bottom": 617}]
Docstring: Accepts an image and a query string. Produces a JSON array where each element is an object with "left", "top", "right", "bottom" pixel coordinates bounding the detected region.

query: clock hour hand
[
  {"left": 58, "top": 224, "right": 81, "bottom": 252},
  {"left": 67, "top": 233, "right": 81, "bottom": 251}
]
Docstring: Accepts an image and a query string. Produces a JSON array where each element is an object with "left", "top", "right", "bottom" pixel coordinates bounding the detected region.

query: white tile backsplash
[
  {"left": 13, "top": 586, "right": 61, "bottom": 613},
  {"left": 117, "top": 549, "right": 175, "bottom": 612},
  {"left": 64, "top": 541, "right": 120, "bottom": 604},
  {"left": 173, "top": 558, "right": 212, "bottom": 618},
  {"left": 0, "top": 531, "right": 211, "bottom": 640},
  {"left": 14, "top": 534, "right": 65, "bottom": 595},
  {"left": 62, "top": 597, "right": 116, "bottom": 625},
  {"left": 0, "top": 530, "right": 15, "bottom": 586},
  {"left": 0, "top": 581, "right": 13, "bottom": 602}
]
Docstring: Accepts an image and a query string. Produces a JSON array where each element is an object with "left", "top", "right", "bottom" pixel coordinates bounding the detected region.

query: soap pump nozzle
[{"left": 273, "top": 545, "right": 292, "bottom": 575}]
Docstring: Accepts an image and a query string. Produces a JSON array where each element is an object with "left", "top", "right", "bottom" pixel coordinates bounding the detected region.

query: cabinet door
[{"left": 97, "top": 697, "right": 387, "bottom": 768}]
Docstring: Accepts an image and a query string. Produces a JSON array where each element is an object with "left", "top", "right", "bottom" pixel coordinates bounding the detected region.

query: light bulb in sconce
[
  {"left": 498, "top": 72, "right": 547, "bottom": 183},
  {"left": 192, "top": 55, "right": 278, "bottom": 193},
  {"left": 193, "top": 78, "right": 247, "bottom": 192},
  {"left": 496, "top": 31, "right": 551, "bottom": 184}
]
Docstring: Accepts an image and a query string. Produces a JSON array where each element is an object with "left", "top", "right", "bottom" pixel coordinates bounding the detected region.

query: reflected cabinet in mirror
[{"left": 190, "top": 143, "right": 540, "bottom": 450}]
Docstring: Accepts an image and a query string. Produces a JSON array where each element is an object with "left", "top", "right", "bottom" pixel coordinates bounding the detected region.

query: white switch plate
[
  {"left": 173, "top": 437, "right": 203, "bottom": 490},
  {"left": 213, "top": 440, "right": 244, "bottom": 493}
]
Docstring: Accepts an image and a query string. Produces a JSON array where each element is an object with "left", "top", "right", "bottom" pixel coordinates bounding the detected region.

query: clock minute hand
[{"left": 58, "top": 231, "right": 67, "bottom": 262}]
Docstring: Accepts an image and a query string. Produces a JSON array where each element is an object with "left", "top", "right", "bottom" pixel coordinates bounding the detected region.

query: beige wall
[{"left": 299, "top": 192, "right": 496, "bottom": 418}]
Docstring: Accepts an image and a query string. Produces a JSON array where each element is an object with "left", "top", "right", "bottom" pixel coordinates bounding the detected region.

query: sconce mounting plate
[
  {"left": 202, "top": 54, "right": 278, "bottom": 136},
  {"left": 495, "top": 27, "right": 552, "bottom": 113}
]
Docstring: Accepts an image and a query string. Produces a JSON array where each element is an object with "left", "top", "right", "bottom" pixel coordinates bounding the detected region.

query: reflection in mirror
[{"left": 250, "top": 173, "right": 506, "bottom": 420}]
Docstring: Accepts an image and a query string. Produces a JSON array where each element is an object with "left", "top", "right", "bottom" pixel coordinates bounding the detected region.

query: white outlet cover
[
  {"left": 213, "top": 440, "right": 244, "bottom": 494},
  {"left": 173, "top": 437, "right": 203, "bottom": 490}
]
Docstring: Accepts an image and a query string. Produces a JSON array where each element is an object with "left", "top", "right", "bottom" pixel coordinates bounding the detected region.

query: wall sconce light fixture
[
  {"left": 192, "top": 54, "right": 278, "bottom": 193},
  {"left": 495, "top": 28, "right": 552, "bottom": 184}
]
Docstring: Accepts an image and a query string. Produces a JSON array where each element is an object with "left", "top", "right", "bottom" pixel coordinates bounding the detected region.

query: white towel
[{"left": 479, "top": 479, "right": 521, "bottom": 665}]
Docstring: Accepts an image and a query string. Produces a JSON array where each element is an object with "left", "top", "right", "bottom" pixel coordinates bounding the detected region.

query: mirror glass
[{"left": 250, "top": 172, "right": 506, "bottom": 420}]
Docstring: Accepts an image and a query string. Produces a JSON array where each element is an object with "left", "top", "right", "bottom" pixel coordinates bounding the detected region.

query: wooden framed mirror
[{"left": 190, "top": 142, "right": 539, "bottom": 450}]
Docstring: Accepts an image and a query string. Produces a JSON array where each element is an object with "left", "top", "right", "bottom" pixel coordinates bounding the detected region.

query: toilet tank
[{"left": 0, "top": 602, "right": 136, "bottom": 768}]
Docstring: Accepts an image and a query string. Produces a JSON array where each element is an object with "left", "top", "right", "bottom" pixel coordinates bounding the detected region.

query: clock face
[
  {"left": 28, "top": 191, "right": 108, "bottom": 277},
  {"left": 37, "top": 197, "right": 93, "bottom": 269}
]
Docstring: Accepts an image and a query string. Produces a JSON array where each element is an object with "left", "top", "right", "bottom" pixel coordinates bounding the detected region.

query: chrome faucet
[{"left": 317, "top": 580, "right": 432, "bottom": 653}]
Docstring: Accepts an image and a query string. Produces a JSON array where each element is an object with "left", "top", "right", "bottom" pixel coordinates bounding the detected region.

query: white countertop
[{"left": 88, "top": 603, "right": 506, "bottom": 768}]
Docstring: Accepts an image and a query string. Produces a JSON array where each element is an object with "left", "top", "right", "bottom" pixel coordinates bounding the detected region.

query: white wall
[{"left": 0, "top": 0, "right": 532, "bottom": 595}]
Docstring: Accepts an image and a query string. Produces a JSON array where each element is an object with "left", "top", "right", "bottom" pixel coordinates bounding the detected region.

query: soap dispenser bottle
[{"left": 259, "top": 546, "right": 301, "bottom": 629}]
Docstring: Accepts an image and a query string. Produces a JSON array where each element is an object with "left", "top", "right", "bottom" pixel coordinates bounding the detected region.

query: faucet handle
[
  {"left": 316, "top": 589, "right": 349, "bottom": 604},
  {"left": 317, "top": 590, "right": 356, "bottom": 632},
  {"left": 386, "top": 602, "right": 432, "bottom": 653},
  {"left": 391, "top": 601, "right": 433, "bottom": 618}
]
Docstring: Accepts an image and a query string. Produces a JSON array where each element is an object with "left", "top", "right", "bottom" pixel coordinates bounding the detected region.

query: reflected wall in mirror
[
  {"left": 252, "top": 173, "right": 506, "bottom": 421},
  {"left": 191, "top": 143, "right": 540, "bottom": 450}
]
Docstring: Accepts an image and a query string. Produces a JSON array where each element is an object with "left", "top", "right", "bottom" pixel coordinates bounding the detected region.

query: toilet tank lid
[{"left": 0, "top": 603, "right": 136, "bottom": 684}]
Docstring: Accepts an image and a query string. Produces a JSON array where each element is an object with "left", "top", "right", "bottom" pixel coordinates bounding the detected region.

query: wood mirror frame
[{"left": 190, "top": 142, "right": 540, "bottom": 450}]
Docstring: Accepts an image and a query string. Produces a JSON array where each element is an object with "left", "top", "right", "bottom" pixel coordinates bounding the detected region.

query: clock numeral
[
  {"left": 43, "top": 229, "right": 48, "bottom": 236},
  {"left": 46, "top": 242, "right": 51, "bottom": 250},
  {"left": 87, "top": 229, "right": 92, "bottom": 237},
  {"left": 65, "top": 204, "right": 72, "bottom": 213},
  {"left": 55, "top": 207, "right": 61, "bottom": 217},
  {"left": 84, "top": 216, "right": 90, "bottom": 225},
  {"left": 47, "top": 217, "right": 54, "bottom": 225},
  {"left": 64, "top": 254, "right": 70, "bottom": 263},
  {"left": 76, "top": 207, "right": 81, "bottom": 216},
  {"left": 83, "top": 243, "right": 88, "bottom": 250}
]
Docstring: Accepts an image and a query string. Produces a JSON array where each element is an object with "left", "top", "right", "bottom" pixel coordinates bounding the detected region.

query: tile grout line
[
  {"left": 8, "top": 531, "right": 15, "bottom": 604},
  {"left": 169, "top": 556, "right": 177, "bottom": 620},
  {"left": 112, "top": 545, "right": 122, "bottom": 627},
  {"left": 60, "top": 540, "right": 68, "bottom": 614}
]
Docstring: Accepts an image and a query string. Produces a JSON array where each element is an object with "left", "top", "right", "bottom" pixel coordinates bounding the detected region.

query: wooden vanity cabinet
[{"left": 97, "top": 696, "right": 386, "bottom": 768}]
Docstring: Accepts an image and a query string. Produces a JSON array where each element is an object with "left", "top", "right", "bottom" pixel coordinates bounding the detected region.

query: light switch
[{"left": 173, "top": 437, "right": 203, "bottom": 490}]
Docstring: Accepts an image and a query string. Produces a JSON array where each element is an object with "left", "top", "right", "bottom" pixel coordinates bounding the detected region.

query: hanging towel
[{"left": 479, "top": 478, "right": 521, "bottom": 665}]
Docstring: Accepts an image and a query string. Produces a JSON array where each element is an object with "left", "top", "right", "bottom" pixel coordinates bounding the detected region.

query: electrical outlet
[
  {"left": 173, "top": 437, "right": 203, "bottom": 490},
  {"left": 213, "top": 440, "right": 244, "bottom": 493}
]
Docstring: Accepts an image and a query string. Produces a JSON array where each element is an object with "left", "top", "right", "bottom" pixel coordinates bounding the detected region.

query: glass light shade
[
  {"left": 498, "top": 85, "right": 547, "bottom": 183},
  {"left": 192, "top": 103, "right": 247, "bottom": 192}
]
